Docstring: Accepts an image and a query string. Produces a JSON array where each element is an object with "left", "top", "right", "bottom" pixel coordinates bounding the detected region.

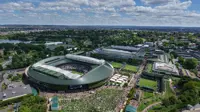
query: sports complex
[{"left": 25, "top": 54, "right": 114, "bottom": 91}]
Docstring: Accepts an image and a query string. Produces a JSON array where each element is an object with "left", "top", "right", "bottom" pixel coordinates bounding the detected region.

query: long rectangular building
[
  {"left": 94, "top": 48, "right": 136, "bottom": 59},
  {"left": 110, "top": 45, "right": 141, "bottom": 52}
]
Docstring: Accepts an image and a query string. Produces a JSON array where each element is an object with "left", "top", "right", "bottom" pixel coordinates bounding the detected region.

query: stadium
[{"left": 25, "top": 54, "right": 114, "bottom": 91}]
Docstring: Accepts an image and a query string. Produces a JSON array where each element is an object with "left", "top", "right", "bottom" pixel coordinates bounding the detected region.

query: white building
[{"left": 153, "top": 62, "right": 179, "bottom": 75}]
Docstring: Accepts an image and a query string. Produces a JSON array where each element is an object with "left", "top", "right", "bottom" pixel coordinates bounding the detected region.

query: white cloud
[
  {"left": 155, "top": 0, "right": 192, "bottom": 10},
  {"left": 0, "top": 2, "right": 34, "bottom": 12},
  {"left": 0, "top": 0, "right": 200, "bottom": 26}
]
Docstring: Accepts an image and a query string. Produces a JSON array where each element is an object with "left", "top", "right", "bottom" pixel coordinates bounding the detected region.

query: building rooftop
[
  {"left": 111, "top": 45, "right": 140, "bottom": 52},
  {"left": 66, "top": 54, "right": 105, "bottom": 65},
  {"left": 153, "top": 62, "right": 179, "bottom": 75},
  {"left": 45, "top": 42, "right": 63, "bottom": 46},
  {"left": 33, "top": 64, "right": 81, "bottom": 79},
  {"left": 27, "top": 56, "right": 114, "bottom": 85},
  {"left": 125, "top": 105, "right": 137, "bottom": 112},
  {"left": 101, "top": 48, "right": 136, "bottom": 55}
]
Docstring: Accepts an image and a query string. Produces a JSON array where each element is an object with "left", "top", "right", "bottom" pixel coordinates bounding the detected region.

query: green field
[
  {"left": 111, "top": 62, "right": 122, "bottom": 68},
  {"left": 60, "top": 88, "right": 123, "bottom": 112},
  {"left": 139, "top": 78, "right": 157, "bottom": 90},
  {"left": 164, "top": 81, "right": 174, "bottom": 98},
  {"left": 143, "top": 91, "right": 154, "bottom": 99},
  {"left": 146, "top": 63, "right": 153, "bottom": 73},
  {"left": 137, "top": 92, "right": 162, "bottom": 112},
  {"left": 123, "top": 64, "right": 138, "bottom": 72},
  {"left": 71, "top": 70, "right": 84, "bottom": 75}
]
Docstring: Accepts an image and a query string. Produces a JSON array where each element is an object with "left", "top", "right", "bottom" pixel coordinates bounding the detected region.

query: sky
[{"left": 0, "top": 0, "right": 200, "bottom": 26}]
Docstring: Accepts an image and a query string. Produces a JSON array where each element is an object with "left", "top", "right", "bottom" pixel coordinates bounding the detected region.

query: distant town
[{"left": 0, "top": 26, "right": 199, "bottom": 112}]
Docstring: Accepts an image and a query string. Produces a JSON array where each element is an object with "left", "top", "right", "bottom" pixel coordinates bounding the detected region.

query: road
[
  {"left": 117, "top": 59, "right": 147, "bottom": 112},
  {"left": 142, "top": 102, "right": 161, "bottom": 112},
  {"left": 0, "top": 68, "right": 26, "bottom": 73},
  {"left": 0, "top": 67, "right": 26, "bottom": 91},
  {"left": 128, "top": 59, "right": 147, "bottom": 87}
]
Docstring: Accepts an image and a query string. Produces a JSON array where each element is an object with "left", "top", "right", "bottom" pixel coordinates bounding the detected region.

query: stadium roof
[
  {"left": 66, "top": 54, "right": 105, "bottom": 65},
  {"left": 27, "top": 55, "right": 114, "bottom": 85},
  {"left": 32, "top": 54, "right": 106, "bottom": 80},
  {"left": 33, "top": 64, "right": 81, "bottom": 79},
  {"left": 101, "top": 48, "right": 136, "bottom": 55},
  {"left": 111, "top": 45, "right": 140, "bottom": 52}
]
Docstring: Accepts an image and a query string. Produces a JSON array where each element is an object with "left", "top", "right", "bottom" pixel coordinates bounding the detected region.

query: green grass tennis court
[
  {"left": 111, "top": 62, "right": 122, "bottom": 68},
  {"left": 139, "top": 78, "right": 157, "bottom": 90},
  {"left": 123, "top": 64, "right": 138, "bottom": 72},
  {"left": 146, "top": 63, "right": 153, "bottom": 73}
]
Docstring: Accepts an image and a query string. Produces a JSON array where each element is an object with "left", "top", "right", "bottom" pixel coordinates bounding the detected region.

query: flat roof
[
  {"left": 111, "top": 45, "right": 140, "bottom": 51},
  {"left": 153, "top": 62, "right": 179, "bottom": 75},
  {"left": 66, "top": 54, "right": 105, "bottom": 65},
  {"left": 101, "top": 48, "right": 136, "bottom": 55}
]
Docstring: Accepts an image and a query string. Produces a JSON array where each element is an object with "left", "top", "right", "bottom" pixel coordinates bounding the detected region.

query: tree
[
  {"left": 184, "top": 58, "right": 198, "bottom": 69},
  {"left": 170, "top": 51, "right": 178, "bottom": 59},
  {"left": 169, "top": 36, "right": 175, "bottom": 42},
  {"left": 183, "top": 81, "right": 196, "bottom": 91},
  {"left": 169, "top": 95, "right": 178, "bottom": 105},
  {"left": 19, "top": 106, "right": 31, "bottom": 112},
  {"left": 0, "top": 64, "right": 3, "bottom": 71},
  {"left": 178, "top": 56, "right": 184, "bottom": 65}
]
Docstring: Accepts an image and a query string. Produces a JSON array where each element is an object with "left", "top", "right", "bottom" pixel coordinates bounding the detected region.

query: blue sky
[{"left": 0, "top": 0, "right": 200, "bottom": 26}]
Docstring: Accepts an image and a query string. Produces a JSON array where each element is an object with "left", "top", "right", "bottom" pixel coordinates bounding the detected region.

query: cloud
[
  {"left": 0, "top": 2, "right": 34, "bottom": 12},
  {"left": 0, "top": 0, "right": 199, "bottom": 26},
  {"left": 141, "top": 0, "right": 176, "bottom": 5},
  {"left": 155, "top": 0, "right": 192, "bottom": 10}
]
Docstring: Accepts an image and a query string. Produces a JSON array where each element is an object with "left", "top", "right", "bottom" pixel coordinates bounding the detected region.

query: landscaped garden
[
  {"left": 137, "top": 91, "right": 162, "bottom": 112},
  {"left": 60, "top": 88, "right": 123, "bottom": 112}
]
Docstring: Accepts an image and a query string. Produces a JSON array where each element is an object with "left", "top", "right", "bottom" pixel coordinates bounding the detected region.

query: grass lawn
[
  {"left": 164, "top": 80, "right": 175, "bottom": 98},
  {"left": 137, "top": 92, "right": 162, "bottom": 112},
  {"left": 71, "top": 70, "right": 84, "bottom": 75},
  {"left": 60, "top": 88, "right": 123, "bottom": 112},
  {"left": 146, "top": 63, "right": 153, "bottom": 73},
  {"left": 139, "top": 78, "right": 157, "bottom": 90},
  {"left": 143, "top": 92, "right": 154, "bottom": 99},
  {"left": 123, "top": 64, "right": 138, "bottom": 72},
  {"left": 111, "top": 62, "right": 122, "bottom": 68}
]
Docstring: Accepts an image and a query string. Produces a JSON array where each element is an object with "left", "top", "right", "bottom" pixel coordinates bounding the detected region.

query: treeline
[
  {"left": 0, "top": 43, "right": 51, "bottom": 69},
  {"left": 161, "top": 77, "right": 200, "bottom": 111},
  {"left": 19, "top": 96, "right": 46, "bottom": 112}
]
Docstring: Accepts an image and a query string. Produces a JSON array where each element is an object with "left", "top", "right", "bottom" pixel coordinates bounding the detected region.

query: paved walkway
[
  {"left": 169, "top": 79, "right": 176, "bottom": 94},
  {"left": 142, "top": 102, "right": 161, "bottom": 112},
  {"left": 116, "top": 59, "right": 147, "bottom": 112}
]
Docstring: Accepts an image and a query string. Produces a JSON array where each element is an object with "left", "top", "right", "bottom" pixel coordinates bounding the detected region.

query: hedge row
[{"left": 0, "top": 94, "right": 33, "bottom": 107}]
